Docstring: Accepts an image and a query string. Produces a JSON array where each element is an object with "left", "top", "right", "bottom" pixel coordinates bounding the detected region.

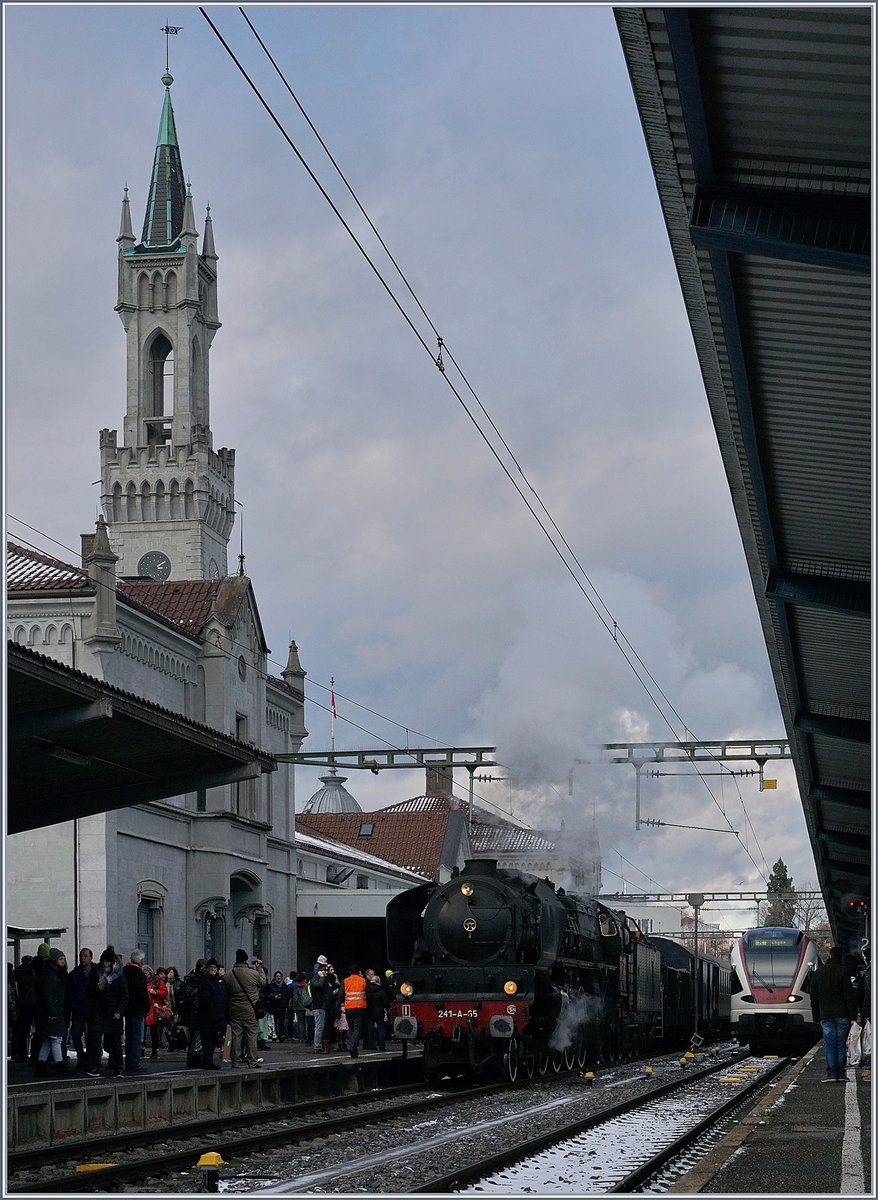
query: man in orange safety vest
[{"left": 340, "top": 965, "right": 368, "bottom": 1059}]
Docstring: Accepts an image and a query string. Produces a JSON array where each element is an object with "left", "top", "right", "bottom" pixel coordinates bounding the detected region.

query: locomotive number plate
[{"left": 437, "top": 1008, "right": 478, "bottom": 1019}]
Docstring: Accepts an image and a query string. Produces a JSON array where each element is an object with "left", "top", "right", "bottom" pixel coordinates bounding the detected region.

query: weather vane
[{"left": 161, "top": 22, "right": 183, "bottom": 73}]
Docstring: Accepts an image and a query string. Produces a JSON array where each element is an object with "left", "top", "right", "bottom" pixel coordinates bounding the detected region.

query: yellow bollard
[
  {"left": 198, "top": 1151, "right": 225, "bottom": 1193},
  {"left": 582, "top": 1071, "right": 595, "bottom": 1085}
]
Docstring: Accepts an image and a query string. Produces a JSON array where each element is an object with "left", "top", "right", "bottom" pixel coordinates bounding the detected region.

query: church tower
[{"left": 100, "top": 70, "right": 235, "bottom": 581}]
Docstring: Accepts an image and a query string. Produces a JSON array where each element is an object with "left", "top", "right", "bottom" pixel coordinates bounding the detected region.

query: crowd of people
[{"left": 7, "top": 943, "right": 398, "bottom": 1079}]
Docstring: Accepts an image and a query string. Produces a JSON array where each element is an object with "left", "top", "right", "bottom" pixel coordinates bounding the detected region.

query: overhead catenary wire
[
  {"left": 6, "top": 516, "right": 518, "bottom": 824},
  {"left": 198, "top": 8, "right": 769, "bottom": 882},
  {"left": 7, "top": 513, "right": 765, "bottom": 867}
]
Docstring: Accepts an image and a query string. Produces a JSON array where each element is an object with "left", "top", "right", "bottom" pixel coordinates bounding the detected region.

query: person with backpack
[
  {"left": 222, "top": 950, "right": 266, "bottom": 1067},
  {"left": 178, "top": 959, "right": 206, "bottom": 1067}
]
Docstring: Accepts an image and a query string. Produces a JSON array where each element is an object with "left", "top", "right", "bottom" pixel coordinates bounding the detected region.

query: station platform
[
  {"left": 7, "top": 1037, "right": 420, "bottom": 1152},
  {"left": 672, "top": 1043, "right": 873, "bottom": 1195}
]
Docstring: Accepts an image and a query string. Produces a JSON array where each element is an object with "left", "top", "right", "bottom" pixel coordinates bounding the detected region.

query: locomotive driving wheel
[
  {"left": 563, "top": 1041, "right": 576, "bottom": 1070},
  {"left": 575, "top": 1029, "right": 589, "bottom": 1069},
  {"left": 537, "top": 1040, "right": 551, "bottom": 1075},
  {"left": 602, "top": 1019, "right": 622, "bottom": 1064},
  {"left": 502, "top": 1037, "right": 519, "bottom": 1083},
  {"left": 521, "top": 1036, "right": 536, "bottom": 1079}
]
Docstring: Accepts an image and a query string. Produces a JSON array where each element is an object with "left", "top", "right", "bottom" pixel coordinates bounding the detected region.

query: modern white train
[{"left": 730, "top": 926, "right": 821, "bottom": 1053}]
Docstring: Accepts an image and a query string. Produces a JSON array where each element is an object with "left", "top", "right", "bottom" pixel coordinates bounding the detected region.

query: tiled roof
[
  {"left": 117, "top": 579, "right": 220, "bottom": 637},
  {"left": 295, "top": 811, "right": 454, "bottom": 882},
  {"left": 5, "top": 542, "right": 220, "bottom": 643},
  {"left": 383, "top": 795, "right": 465, "bottom": 814},
  {"left": 294, "top": 828, "right": 428, "bottom": 882},
  {"left": 471, "top": 824, "right": 556, "bottom": 854},
  {"left": 6, "top": 542, "right": 94, "bottom": 595}
]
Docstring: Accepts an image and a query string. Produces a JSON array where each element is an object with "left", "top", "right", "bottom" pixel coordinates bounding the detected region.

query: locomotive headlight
[
  {"left": 787, "top": 994, "right": 801, "bottom": 1003},
  {"left": 460, "top": 883, "right": 474, "bottom": 896},
  {"left": 504, "top": 980, "right": 518, "bottom": 996},
  {"left": 400, "top": 981, "right": 414, "bottom": 997}
]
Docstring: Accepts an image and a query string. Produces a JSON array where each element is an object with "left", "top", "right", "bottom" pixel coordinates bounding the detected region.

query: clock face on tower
[{"left": 137, "top": 550, "right": 172, "bottom": 580}]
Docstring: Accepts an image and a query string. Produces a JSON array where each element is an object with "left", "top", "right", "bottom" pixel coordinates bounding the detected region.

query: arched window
[
  {"left": 112, "top": 482, "right": 123, "bottom": 523},
  {"left": 136, "top": 881, "right": 167, "bottom": 965},
  {"left": 191, "top": 337, "right": 202, "bottom": 421},
  {"left": 165, "top": 270, "right": 177, "bottom": 308},
  {"left": 140, "top": 480, "right": 152, "bottom": 521},
  {"left": 203, "top": 910, "right": 226, "bottom": 962},
  {"left": 184, "top": 478, "right": 195, "bottom": 519},
  {"left": 149, "top": 333, "right": 174, "bottom": 417},
  {"left": 169, "top": 478, "right": 180, "bottom": 519},
  {"left": 253, "top": 916, "right": 270, "bottom": 965},
  {"left": 126, "top": 481, "right": 138, "bottom": 521},
  {"left": 154, "top": 478, "right": 165, "bottom": 518}
]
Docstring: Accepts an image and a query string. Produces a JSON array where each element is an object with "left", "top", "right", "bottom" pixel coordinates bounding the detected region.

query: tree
[
  {"left": 794, "top": 882, "right": 828, "bottom": 933},
  {"left": 763, "top": 858, "right": 798, "bottom": 926}
]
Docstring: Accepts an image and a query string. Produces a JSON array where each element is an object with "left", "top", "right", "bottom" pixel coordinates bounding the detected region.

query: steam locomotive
[{"left": 386, "top": 858, "right": 730, "bottom": 1081}]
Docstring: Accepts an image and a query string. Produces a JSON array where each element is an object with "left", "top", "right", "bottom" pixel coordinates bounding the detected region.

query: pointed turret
[
  {"left": 180, "top": 180, "right": 198, "bottom": 243},
  {"left": 117, "top": 185, "right": 135, "bottom": 246},
  {"left": 202, "top": 204, "right": 217, "bottom": 261},
  {"left": 281, "top": 641, "right": 306, "bottom": 685},
  {"left": 140, "top": 72, "right": 187, "bottom": 249}
]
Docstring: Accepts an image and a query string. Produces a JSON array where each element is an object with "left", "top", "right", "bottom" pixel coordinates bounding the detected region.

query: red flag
[{"left": 330, "top": 690, "right": 337, "bottom": 720}]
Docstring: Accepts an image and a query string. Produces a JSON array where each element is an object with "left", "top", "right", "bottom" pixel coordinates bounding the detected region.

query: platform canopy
[
  {"left": 6, "top": 641, "right": 275, "bottom": 834},
  {"left": 615, "top": 8, "right": 870, "bottom": 948}
]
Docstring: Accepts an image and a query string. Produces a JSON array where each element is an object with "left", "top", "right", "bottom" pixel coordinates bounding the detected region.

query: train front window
[{"left": 743, "top": 945, "right": 801, "bottom": 989}]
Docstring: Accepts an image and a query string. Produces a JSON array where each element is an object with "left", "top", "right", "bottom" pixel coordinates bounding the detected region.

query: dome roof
[{"left": 302, "top": 767, "right": 362, "bottom": 814}]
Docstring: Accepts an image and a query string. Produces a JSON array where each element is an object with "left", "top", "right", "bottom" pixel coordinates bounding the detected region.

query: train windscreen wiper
[{"left": 748, "top": 964, "right": 774, "bottom": 992}]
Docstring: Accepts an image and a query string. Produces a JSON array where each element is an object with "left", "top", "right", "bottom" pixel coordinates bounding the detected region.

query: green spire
[
  {"left": 139, "top": 72, "right": 187, "bottom": 249},
  {"left": 156, "top": 74, "right": 179, "bottom": 148}
]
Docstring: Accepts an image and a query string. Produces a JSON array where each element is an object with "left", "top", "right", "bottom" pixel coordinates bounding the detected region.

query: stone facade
[
  {"left": 5, "top": 73, "right": 306, "bottom": 972},
  {"left": 6, "top": 535, "right": 308, "bottom": 971}
]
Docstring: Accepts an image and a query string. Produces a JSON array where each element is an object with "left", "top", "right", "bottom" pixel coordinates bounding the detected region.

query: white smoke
[{"left": 548, "top": 990, "right": 606, "bottom": 1052}]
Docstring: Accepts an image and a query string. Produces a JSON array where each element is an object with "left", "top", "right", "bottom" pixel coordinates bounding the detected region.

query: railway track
[
  {"left": 9, "top": 1045, "right": 765, "bottom": 1194},
  {"left": 416, "top": 1054, "right": 792, "bottom": 1193},
  {"left": 6, "top": 1079, "right": 508, "bottom": 1194}
]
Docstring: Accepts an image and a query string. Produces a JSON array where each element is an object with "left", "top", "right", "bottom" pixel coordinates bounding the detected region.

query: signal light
[{"left": 848, "top": 899, "right": 868, "bottom": 912}]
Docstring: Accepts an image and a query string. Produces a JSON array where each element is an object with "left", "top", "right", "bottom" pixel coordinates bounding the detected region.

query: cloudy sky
[{"left": 4, "top": 4, "right": 819, "bottom": 930}]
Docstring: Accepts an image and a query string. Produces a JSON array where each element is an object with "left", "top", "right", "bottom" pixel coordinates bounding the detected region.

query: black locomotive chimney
[{"left": 463, "top": 858, "right": 499, "bottom": 876}]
